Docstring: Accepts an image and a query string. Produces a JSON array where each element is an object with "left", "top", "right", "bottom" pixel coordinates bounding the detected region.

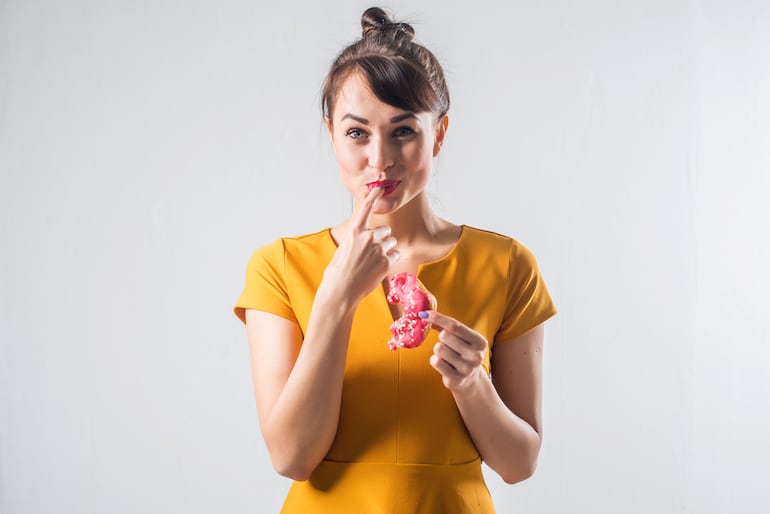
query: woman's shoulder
[
  {"left": 458, "top": 225, "right": 541, "bottom": 266},
  {"left": 459, "top": 225, "right": 519, "bottom": 249},
  {"left": 251, "top": 228, "right": 332, "bottom": 253},
  {"left": 461, "top": 225, "right": 513, "bottom": 241},
  {"left": 280, "top": 227, "right": 333, "bottom": 247},
  {"left": 246, "top": 228, "right": 335, "bottom": 272}
]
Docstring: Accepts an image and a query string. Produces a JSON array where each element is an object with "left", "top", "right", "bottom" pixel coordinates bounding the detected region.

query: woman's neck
[{"left": 377, "top": 193, "right": 445, "bottom": 244}]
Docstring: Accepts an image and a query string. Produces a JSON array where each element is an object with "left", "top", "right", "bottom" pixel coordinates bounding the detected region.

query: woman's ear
[
  {"left": 325, "top": 117, "right": 333, "bottom": 139},
  {"left": 433, "top": 115, "right": 449, "bottom": 157}
]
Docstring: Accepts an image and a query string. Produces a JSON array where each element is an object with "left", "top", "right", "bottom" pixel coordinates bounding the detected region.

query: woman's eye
[
  {"left": 346, "top": 128, "right": 366, "bottom": 139},
  {"left": 394, "top": 127, "right": 415, "bottom": 137}
]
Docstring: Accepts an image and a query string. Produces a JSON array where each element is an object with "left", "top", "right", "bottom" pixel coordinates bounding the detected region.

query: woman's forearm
[
  {"left": 452, "top": 374, "right": 542, "bottom": 484},
  {"left": 423, "top": 312, "right": 545, "bottom": 484},
  {"left": 261, "top": 286, "right": 357, "bottom": 481}
]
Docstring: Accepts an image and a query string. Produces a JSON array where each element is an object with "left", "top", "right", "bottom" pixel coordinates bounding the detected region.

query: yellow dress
[{"left": 234, "top": 225, "right": 557, "bottom": 513}]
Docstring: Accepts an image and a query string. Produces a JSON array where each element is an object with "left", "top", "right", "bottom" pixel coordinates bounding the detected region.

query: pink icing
[{"left": 386, "top": 272, "right": 434, "bottom": 351}]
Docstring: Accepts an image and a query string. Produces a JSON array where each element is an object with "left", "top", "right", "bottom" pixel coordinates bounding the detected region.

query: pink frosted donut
[{"left": 386, "top": 272, "right": 437, "bottom": 351}]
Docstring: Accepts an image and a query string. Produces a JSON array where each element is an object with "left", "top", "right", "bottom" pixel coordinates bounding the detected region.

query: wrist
[
  {"left": 314, "top": 279, "right": 358, "bottom": 318},
  {"left": 449, "top": 367, "right": 489, "bottom": 398}
]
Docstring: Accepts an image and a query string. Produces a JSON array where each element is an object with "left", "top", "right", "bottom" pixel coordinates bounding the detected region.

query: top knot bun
[
  {"left": 361, "top": 7, "right": 415, "bottom": 42},
  {"left": 321, "top": 6, "right": 450, "bottom": 121}
]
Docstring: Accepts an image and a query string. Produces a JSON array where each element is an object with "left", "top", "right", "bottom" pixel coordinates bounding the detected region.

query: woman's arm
[
  {"left": 245, "top": 293, "right": 356, "bottom": 481},
  {"left": 244, "top": 188, "right": 397, "bottom": 481},
  {"left": 424, "top": 311, "right": 545, "bottom": 484}
]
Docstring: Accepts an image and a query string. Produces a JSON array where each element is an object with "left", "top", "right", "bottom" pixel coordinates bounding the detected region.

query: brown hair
[{"left": 322, "top": 7, "right": 450, "bottom": 123}]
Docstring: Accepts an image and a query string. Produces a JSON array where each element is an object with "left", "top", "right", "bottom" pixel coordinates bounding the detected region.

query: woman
[{"left": 234, "top": 7, "right": 557, "bottom": 513}]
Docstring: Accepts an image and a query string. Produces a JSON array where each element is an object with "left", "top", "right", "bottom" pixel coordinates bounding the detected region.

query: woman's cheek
[{"left": 337, "top": 158, "right": 366, "bottom": 196}]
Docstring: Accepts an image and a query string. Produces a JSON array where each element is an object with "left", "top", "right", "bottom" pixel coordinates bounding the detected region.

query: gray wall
[{"left": 2, "top": 1, "right": 769, "bottom": 512}]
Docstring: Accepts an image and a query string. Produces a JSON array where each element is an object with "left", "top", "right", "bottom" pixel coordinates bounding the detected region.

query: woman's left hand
[{"left": 419, "top": 311, "right": 488, "bottom": 392}]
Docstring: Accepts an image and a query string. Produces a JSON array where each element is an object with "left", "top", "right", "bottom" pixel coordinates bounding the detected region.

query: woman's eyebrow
[
  {"left": 341, "top": 113, "right": 368, "bottom": 124},
  {"left": 390, "top": 113, "right": 417, "bottom": 123},
  {"left": 339, "top": 113, "right": 418, "bottom": 124}
]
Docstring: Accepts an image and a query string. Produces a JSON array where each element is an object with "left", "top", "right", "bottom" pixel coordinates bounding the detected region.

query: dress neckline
[
  {"left": 323, "top": 224, "right": 467, "bottom": 274},
  {"left": 322, "top": 224, "right": 468, "bottom": 327}
]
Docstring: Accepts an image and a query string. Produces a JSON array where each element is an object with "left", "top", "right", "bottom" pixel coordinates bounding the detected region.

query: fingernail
[{"left": 418, "top": 311, "right": 429, "bottom": 319}]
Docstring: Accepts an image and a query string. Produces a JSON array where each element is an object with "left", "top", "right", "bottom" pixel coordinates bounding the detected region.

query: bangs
[
  {"left": 325, "top": 56, "right": 436, "bottom": 118},
  {"left": 357, "top": 56, "right": 436, "bottom": 114}
]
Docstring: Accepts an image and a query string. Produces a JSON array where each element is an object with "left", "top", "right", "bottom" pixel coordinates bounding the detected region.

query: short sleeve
[
  {"left": 233, "top": 239, "right": 298, "bottom": 325},
  {"left": 494, "top": 240, "right": 557, "bottom": 343}
]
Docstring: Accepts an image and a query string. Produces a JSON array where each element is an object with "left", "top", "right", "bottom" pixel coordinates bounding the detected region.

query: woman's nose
[{"left": 367, "top": 138, "right": 394, "bottom": 172}]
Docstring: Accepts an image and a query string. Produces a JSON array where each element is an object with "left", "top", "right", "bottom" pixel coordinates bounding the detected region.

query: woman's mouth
[{"left": 366, "top": 180, "right": 401, "bottom": 196}]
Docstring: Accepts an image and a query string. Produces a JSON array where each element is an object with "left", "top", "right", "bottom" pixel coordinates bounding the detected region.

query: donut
[{"left": 386, "top": 272, "right": 437, "bottom": 351}]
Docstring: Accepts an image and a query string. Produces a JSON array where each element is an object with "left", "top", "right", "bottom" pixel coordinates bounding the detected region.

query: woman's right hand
[{"left": 322, "top": 187, "right": 400, "bottom": 307}]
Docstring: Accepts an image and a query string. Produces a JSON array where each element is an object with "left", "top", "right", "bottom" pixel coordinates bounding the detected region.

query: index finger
[
  {"left": 354, "top": 186, "right": 384, "bottom": 232},
  {"left": 419, "top": 310, "right": 482, "bottom": 342}
]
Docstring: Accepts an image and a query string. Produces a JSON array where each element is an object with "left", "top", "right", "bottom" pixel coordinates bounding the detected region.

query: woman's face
[{"left": 327, "top": 71, "right": 446, "bottom": 216}]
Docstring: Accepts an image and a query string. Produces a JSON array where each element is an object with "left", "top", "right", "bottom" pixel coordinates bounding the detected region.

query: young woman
[{"left": 234, "top": 7, "right": 557, "bottom": 513}]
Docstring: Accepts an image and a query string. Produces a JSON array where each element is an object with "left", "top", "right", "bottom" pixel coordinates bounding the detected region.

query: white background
[{"left": 2, "top": 1, "right": 769, "bottom": 513}]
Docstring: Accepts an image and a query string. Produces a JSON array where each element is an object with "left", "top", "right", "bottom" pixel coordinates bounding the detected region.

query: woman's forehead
[
  {"left": 333, "top": 72, "right": 425, "bottom": 123},
  {"left": 335, "top": 74, "right": 394, "bottom": 111}
]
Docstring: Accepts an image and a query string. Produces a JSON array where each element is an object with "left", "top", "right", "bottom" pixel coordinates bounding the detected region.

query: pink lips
[{"left": 366, "top": 180, "right": 401, "bottom": 196}]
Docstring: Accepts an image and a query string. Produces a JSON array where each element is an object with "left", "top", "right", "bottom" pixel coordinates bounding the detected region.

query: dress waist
[{"left": 281, "top": 457, "right": 495, "bottom": 514}]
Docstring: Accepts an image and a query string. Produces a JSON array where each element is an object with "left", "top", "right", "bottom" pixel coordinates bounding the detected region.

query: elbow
[
  {"left": 500, "top": 442, "right": 541, "bottom": 484},
  {"left": 501, "top": 432, "right": 542, "bottom": 484},
  {"left": 269, "top": 452, "right": 316, "bottom": 481},
  {"left": 273, "top": 461, "right": 313, "bottom": 482},
  {"left": 266, "top": 442, "right": 320, "bottom": 482},
  {"left": 501, "top": 459, "right": 538, "bottom": 484},
  {"left": 262, "top": 425, "right": 332, "bottom": 481}
]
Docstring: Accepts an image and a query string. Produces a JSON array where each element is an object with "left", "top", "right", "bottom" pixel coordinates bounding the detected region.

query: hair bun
[
  {"left": 361, "top": 7, "right": 390, "bottom": 33},
  {"left": 361, "top": 7, "right": 415, "bottom": 41}
]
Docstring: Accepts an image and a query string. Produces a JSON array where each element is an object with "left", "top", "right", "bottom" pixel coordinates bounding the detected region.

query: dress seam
[{"left": 396, "top": 349, "right": 401, "bottom": 464}]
